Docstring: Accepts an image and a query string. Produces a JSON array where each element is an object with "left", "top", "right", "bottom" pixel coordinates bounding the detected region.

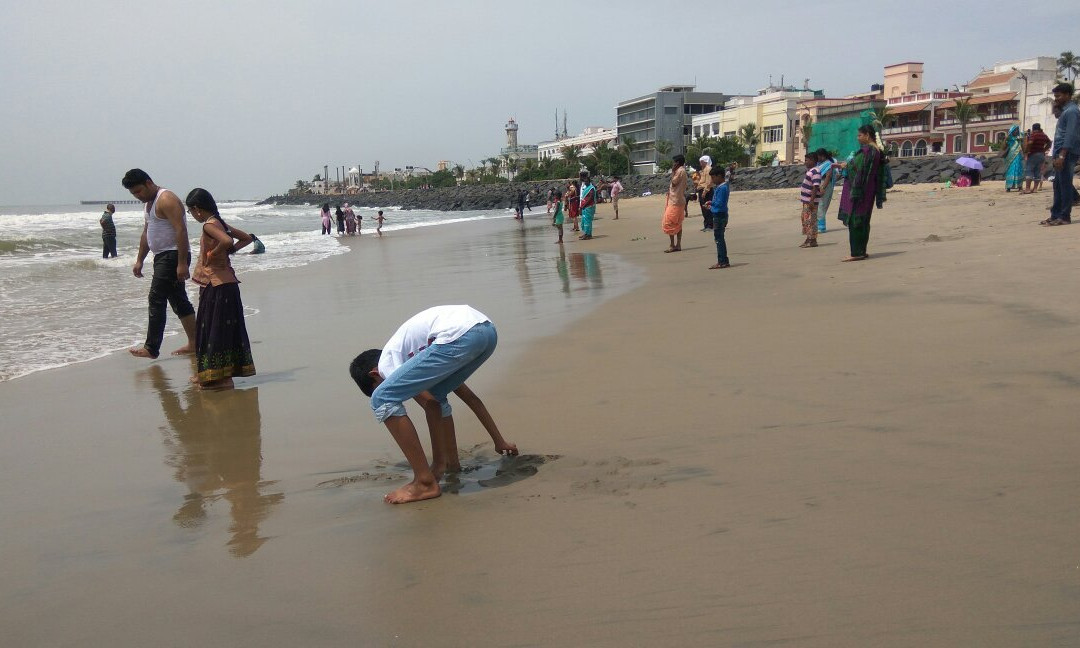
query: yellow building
[{"left": 691, "top": 85, "right": 820, "bottom": 164}]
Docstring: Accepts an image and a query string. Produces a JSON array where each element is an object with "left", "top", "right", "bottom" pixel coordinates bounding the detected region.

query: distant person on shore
[
  {"left": 814, "top": 149, "right": 839, "bottom": 233},
  {"left": 727, "top": 163, "right": 737, "bottom": 188},
  {"left": 706, "top": 166, "right": 730, "bottom": 269},
  {"left": 249, "top": 234, "right": 265, "bottom": 254},
  {"left": 578, "top": 171, "right": 597, "bottom": 240},
  {"left": 514, "top": 190, "right": 527, "bottom": 220},
  {"left": 1023, "top": 123, "right": 1051, "bottom": 194},
  {"left": 610, "top": 176, "right": 624, "bottom": 219},
  {"left": 662, "top": 154, "right": 688, "bottom": 253},
  {"left": 1045, "top": 83, "right": 1079, "bottom": 226},
  {"left": 695, "top": 155, "right": 714, "bottom": 231},
  {"left": 567, "top": 180, "right": 581, "bottom": 232},
  {"left": 1002, "top": 125, "right": 1025, "bottom": 192},
  {"left": 837, "top": 125, "right": 887, "bottom": 261},
  {"left": 100, "top": 203, "right": 118, "bottom": 258},
  {"left": 375, "top": 210, "right": 385, "bottom": 236},
  {"left": 186, "top": 188, "right": 256, "bottom": 390},
  {"left": 350, "top": 305, "right": 515, "bottom": 504},
  {"left": 320, "top": 203, "right": 332, "bottom": 235},
  {"left": 122, "top": 168, "right": 196, "bottom": 358},
  {"left": 546, "top": 187, "right": 557, "bottom": 215},
  {"left": 335, "top": 205, "right": 346, "bottom": 235},
  {"left": 551, "top": 189, "right": 565, "bottom": 244},
  {"left": 799, "top": 152, "right": 821, "bottom": 248},
  {"left": 344, "top": 203, "right": 357, "bottom": 235}
]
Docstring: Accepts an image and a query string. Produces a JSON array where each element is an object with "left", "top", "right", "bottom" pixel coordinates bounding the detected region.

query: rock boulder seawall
[{"left": 259, "top": 154, "right": 1024, "bottom": 211}]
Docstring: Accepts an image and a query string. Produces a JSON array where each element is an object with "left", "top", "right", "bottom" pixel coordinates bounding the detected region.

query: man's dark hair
[
  {"left": 1052, "top": 82, "right": 1074, "bottom": 96},
  {"left": 350, "top": 349, "right": 383, "bottom": 397},
  {"left": 613, "top": 175, "right": 620, "bottom": 180},
  {"left": 709, "top": 166, "right": 726, "bottom": 180},
  {"left": 121, "top": 168, "right": 152, "bottom": 188},
  {"left": 579, "top": 170, "right": 590, "bottom": 181},
  {"left": 672, "top": 154, "right": 685, "bottom": 165},
  {"left": 1032, "top": 123, "right": 1042, "bottom": 131}
]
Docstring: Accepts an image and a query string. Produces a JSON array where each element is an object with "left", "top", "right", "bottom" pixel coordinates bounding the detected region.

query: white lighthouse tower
[{"left": 505, "top": 118, "right": 519, "bottom": 151}]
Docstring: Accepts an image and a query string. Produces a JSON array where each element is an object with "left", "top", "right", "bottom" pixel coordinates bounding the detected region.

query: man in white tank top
[{"left": 122, "top": 169, "right": 196, "bottom": 359}]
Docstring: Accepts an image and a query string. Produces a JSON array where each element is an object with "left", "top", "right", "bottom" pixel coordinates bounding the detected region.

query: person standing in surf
[
  {"left": 122, "top": 169, "right": 196, "bottom": 359},
  {"left": 100, "top": 203, "right": 118, "bottom": 258}
]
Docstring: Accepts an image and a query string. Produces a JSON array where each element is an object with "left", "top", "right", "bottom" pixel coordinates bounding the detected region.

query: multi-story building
[
  {"left": 616, "top": 85, "right": 730, "bottom": 174},
  {"left": 537, "top": 127, "right": 618, "bottom": 161},
  {"left": 690, "top": 85, "right": 820, "bottom": 164}
]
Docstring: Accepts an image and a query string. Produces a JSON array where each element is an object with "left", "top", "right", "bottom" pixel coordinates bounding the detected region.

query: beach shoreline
[{"left": 3, "top": 181, "right": 1080, "bottom": 646}]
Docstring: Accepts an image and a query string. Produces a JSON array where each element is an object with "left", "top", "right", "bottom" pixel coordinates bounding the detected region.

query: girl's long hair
[{"left": 185, "top": 187, "right": 231, "bottom": 234}]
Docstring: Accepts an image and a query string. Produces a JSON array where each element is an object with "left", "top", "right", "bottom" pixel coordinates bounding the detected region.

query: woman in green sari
[
  {"left": 1002, "top": 125, "right": 1024, "bottom": 191},
  {"left": 837, "top": 124, "right": 887, "bottom": 262}
]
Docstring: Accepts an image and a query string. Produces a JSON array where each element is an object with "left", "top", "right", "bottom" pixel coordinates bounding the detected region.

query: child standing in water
[
  {"left": 375, "top": 210, "right": 385, "bottom": 236},
  {"left": 566, "top": 181, "right": 580, "bottom": 232},
  {"left": 551, "top": 190, "right": 565, "bottom": 244}
]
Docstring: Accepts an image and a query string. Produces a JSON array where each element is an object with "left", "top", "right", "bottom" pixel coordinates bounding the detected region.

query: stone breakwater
[{"left": 260, "top": 154, "right": 1020, "bottom": 211}]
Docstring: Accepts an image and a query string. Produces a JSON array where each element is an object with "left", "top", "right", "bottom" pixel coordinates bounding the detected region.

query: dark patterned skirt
[{"left": 196, "top": 282, "right": 255, "bottom": 383}]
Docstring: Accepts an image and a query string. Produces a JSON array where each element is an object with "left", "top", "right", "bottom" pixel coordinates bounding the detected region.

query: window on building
[
  {"left": 995, "top": 131, "right": 1006, "bottom": 142},
  {"left": 974, "top": 133, "right": 985, "bottom": 146},
  {"left": 914, "top": 139, "right": 927, "bottom": 156},
  {"left": 901, "top": 141, "right": 913, "bottom": 157},
  {"left": 665, "top": 106, "right": 678, "bottom": 115},
  {"left": 693, "top": 126, "right": 701, "bottom": 138},
  {"left": 762, "top": 125, "right": 784, "bottom": 143},
  {"left": 953, "top": 136, "right": 963, "bottom": 153},
  {"left": 724, "top": 131, "right": 736, "bottom": 139},
  {"left": 712, "top": 123, "right": 720, "bottom": 135}
]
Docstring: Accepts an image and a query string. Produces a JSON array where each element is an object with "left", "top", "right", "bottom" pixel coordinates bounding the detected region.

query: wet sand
[{"left": 3, "top": 183, "right": 1080, "bottom": 646}]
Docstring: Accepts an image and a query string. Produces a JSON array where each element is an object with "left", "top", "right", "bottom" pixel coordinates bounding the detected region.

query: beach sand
[{"left": 2, "top": 182, "right": 1079, "bottom": 646}]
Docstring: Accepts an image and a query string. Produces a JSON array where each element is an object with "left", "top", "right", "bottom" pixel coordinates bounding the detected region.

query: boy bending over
[{"left": 350, "top": 305, "right": 517, "bottom": 504}]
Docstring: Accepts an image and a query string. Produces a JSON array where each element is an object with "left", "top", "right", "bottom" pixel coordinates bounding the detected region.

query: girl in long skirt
[{"left": 187, "top": 188, "right": 256, "bottom": 389}]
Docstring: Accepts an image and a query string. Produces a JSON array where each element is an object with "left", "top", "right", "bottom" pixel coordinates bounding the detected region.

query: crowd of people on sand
[{"left": 319, "top": 202, "right": 386, "bottom": 237}]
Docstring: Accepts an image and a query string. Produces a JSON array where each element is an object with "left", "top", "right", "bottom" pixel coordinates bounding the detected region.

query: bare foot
[
  {"left": 709, "top": 263, "right": 730, "bottom": 269},
  {"left": 129, "top": 346, "right": 158, "bottom": 359},
  {"left": 495, "top": 440, "right": 519, "bottom": 456},
  {"left": 384, "top": 480, "right": 441, "bottom": 504},
  {"left": 171, "top": 344, "right": 195, "bottom": 356},
  {"left": 841, "top": 255, "right": 869, "bottom": 262},
  {"left": 189, "top": 375, "right": 199, "bottom": 384},
  {"left": 198, "top": 378, "right": 234, "bottom": 391}
]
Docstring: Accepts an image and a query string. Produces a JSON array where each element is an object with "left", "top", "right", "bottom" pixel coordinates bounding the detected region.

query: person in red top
[{"left": 1023, "top": 123, "right": 1052, "bottom": 194}]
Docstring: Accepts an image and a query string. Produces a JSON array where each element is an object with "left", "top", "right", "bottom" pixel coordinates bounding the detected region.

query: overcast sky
[{"left": 2, "top": 0, "right": 1077, "bottom": 204}]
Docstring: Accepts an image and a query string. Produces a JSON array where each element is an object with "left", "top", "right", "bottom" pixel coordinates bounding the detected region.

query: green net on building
[{"left": 808, "top": 110, "right": 875, "bottom": 160}]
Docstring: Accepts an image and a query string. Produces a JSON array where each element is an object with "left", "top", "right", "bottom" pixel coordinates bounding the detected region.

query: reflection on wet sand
[
  {"left": 144, "top": 365, "right": 283, "bottom": 557},
  {"left": 567, "top": 252, "right": 603, "bottom": 291}
]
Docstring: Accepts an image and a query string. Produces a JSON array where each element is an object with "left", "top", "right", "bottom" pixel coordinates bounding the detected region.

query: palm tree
[
  {"left": 1057, "top": 51, "right": 1079, "bottom": 81},
  {"left": 737, "top": 124, "right": 759, "bottom": 164},
  {"left": 952, "top": 98, "right": 978, "bottom": 154},
  {"left": 800, "top": 115, "right": 814, "bottom": 152},
  {"left": 870, "top": 105, "right": 893, "bottom": 130},
  {"left": 655, "top": 139, "right": 673, "bottom": 163},
  {"left": 506, "top": 156, "right": 520, "bottom": 181},
  {"left": 452, "top": 164, "right": 465, "bottom": 183},
  {"left": 294, "top": 179, "right": 308, "bottom": 193},
  {"left": 620, "top": 135, "right": 635, "bottom": 175},
  {"left": 487, "top": 157, "right": 501, "bottom": 178},
  {"left": 561, "top": 145, "right": 582, "bottom": 166}
]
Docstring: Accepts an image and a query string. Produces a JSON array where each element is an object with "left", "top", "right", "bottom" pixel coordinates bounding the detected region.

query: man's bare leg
[
  {"left": 383, "top": 415, "right": 440, "bottom": 504},
  {"left": 171, "top": 314, "right": 196, "bottom": 355}
]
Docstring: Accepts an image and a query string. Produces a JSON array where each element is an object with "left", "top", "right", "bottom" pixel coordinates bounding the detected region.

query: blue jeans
[
  {"left": 370, "top": 321, "right": 497, "bottom": 422},
  {"left": 1051, "top": 153, "right": 1077, "bottom": 223},
  {"left": 713, "top": 214, "right": 729, "bottom": 264}
]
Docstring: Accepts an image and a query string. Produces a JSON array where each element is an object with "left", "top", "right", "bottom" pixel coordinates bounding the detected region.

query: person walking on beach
[
  {"left": 1002, "top": 125, "right": 1025, "bottom": 192},
  {"left": 122, "top": 169, "right": 196, "bottom": 358},
  {"left": 186, "top": 188, "right": 256, "bottom": 390},
  {"left": 799, "top": 152, "right": 821, "bottom": 248},
  {"left": 837, "top": 125, "right": 887, "bottom": 261},
  {"left": 815, "top": 149, "right": 839, "bottom": 233},
  {"left": 578, "top": 171, "right": 597, "bottom": 241},
  {"left": 551, "top": 189, "right": 565, "bottom": 244},
  {"left": 320, "top": 203, "right": 332, "bottom": 235},
  {"left": 375, "top": 210, "right": 385, "bottom": 236},
  {"left": 514, "top": 190, "right": 527, "bottom": 220},
  {"left": 706, "top": 166, "right": 730, "bottom": 269},
  {"left": 349, "top": 305, "right": 515, "bottom": 504},
  {"left": 610, "top": 176, "right": 624, "bottom": 219},
  {"left": 344, "top": 203, "right": 357, "bottom": 235},
  {"left": 662, "top": 154, "right": 688, "bottom": 253},
  {"left": 695, "top": 155, "right": 714, "bottom": 231},
  {"left": 566, "top": 180, "right": 581, "bottom": 232},
  {"left": 1023, "top": 123, "right": 1051, "bottom": 194},
  {"left": 335, "top": 205, "right": 346, "bottom": 235},
  {"left": 1045, "top": 83, "right": 1079, "bottom": 226},
  {"left": 100, "top": 203, "right": 118, "bottom": 258}
]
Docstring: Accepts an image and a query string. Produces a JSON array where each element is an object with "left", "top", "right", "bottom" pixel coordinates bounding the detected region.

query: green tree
[
  {"left": 561, "top": 144, "right": 582, "bottom": 167},
  {"left": 1057, "top": 51, "right": 1079, "bottom": 81},
  {"left": 487, "top": 157, "right": 501, "bottom": 178},
  {"left": 312, "top": 174, "right": 322, "bottom": 182},
  {"left": 801, "top": 115, "right": 814, "bottom": 152},
  {"left": 737, "top": 124, "right": 759, "bottom": 165},
  {"left": 951, "top": 98, "right": 978, "bottom": 154},
  {"left": 655, "top": 139, "right": 673, "bottom": 164},
  {"left": 871, "top": 105, "right": 893, "bottom": 131},
  {"left": 620, "top": 135, "right": 635, "bottom": 175},
  {"left": 452, "top": 164, "right": 465, "bottom": 183}
]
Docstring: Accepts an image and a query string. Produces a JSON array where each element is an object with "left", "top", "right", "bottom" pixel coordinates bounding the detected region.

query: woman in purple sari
[{"left": 837, "top": 124, "right": 888, "bottom": 262}]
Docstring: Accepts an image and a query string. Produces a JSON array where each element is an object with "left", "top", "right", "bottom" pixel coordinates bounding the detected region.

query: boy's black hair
[
  {"left": 709, "top": 166, "right": 726, "bottom": 179},
  {"left": 350, "top": 349, "right": 383, "bottom": 396},
  {"left": 672, "top": 154, "right": 685, "bottom": 165},
  {"left": 121, "top": 168, "right": 152, "bottom": 188},
  {"left": 1052, "top": 82, "right": 1074, "bottom": 96}
]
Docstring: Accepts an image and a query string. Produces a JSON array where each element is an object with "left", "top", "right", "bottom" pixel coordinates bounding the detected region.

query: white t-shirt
[{"left": 377, "top": 305, "right": 490, "bottom": 378}]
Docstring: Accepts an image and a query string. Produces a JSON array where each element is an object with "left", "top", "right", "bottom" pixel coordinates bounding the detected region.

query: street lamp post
[{"left": 1012, "top": 67, "right": 1029, "bottom": 132}]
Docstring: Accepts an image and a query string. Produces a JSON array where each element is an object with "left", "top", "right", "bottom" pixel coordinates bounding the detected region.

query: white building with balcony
[{"left": 537, "top": 127, "right": 618, "bottom": 161}]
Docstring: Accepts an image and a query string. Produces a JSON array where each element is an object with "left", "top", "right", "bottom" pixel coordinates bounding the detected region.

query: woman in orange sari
[{"left": 662, "top": 154, "right": 688, "bottom": 252}]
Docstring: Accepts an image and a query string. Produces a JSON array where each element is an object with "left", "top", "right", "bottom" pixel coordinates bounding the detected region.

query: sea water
[{"left": 0, "top": 202, "right": 514, "bottom": 382}]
